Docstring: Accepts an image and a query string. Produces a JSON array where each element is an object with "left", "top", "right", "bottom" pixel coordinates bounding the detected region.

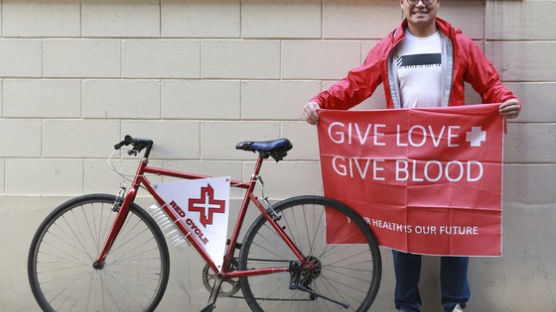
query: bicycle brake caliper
[{"left": 256, "top": 176, "right": 281, "bottom": 221}]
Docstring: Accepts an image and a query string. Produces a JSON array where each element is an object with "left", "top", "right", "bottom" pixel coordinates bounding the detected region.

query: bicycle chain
[
  {"left": 229, "top": 296, "right": 312, "bottom": 302},
  {"left": 228, "top": 258, "right": 313, "bottom": 302},
  {"left": 245, "top": 258, "right": 292, "bottom": 263}
]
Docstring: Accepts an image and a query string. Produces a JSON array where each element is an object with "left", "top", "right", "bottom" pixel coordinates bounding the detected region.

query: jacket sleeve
[
  {"left": 310, "top": 43, "right": 385, "bottom": 110},
  {"left": 462, "top": 36, "right": 521, "bottom": 107}
]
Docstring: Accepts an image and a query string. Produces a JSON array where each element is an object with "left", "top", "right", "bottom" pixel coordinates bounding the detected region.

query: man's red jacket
[{"left": 310, "top": 18, "right": 519, "bottom": 110}]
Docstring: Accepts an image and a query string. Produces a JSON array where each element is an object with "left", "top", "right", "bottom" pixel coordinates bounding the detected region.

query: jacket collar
[{"left": 391, "top": 17, "right": 454, "bottom": 44}]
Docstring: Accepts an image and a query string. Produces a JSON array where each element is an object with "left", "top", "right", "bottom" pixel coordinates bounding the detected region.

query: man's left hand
[{"left": 499, "top": 99, "right": 521, "bottom": 119}]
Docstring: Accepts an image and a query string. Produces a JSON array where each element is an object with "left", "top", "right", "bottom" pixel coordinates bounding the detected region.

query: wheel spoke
[
  {"left": 238, "top": 196, "right": 381, "bottom": 311},
  {"left": 28, "top": 195, "right": 169, "bottom": 312}
]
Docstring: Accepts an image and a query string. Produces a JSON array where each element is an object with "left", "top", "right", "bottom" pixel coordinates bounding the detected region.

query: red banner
[{"left": 318, "top": 104, "right": 504, "bottom": 256}]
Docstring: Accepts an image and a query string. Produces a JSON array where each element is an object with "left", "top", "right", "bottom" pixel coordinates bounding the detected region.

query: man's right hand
[{"left": 303, "top": 101, "right": 321, "bottom": 125}]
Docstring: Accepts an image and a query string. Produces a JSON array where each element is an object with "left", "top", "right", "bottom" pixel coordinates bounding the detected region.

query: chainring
[{"left": 201, "top": 259, "right": 241, "bottom": 297}]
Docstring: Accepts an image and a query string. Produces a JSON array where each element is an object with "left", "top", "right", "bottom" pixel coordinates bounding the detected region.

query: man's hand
[
  {"left": 499, "top": 99, "right": 521, "bottom": 119},
  {"left": 303, "top": 101, "right": 321, "bottom": 125}
]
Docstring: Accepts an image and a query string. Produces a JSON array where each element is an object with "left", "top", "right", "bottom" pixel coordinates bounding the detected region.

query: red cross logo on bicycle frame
[{"left": 188, "top": 184, "right": 226, "bottom": 227}]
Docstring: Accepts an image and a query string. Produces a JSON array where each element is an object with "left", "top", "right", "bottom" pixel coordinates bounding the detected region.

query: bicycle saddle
[{"left": 236, "top": 138, "right": 293, "bottom": 162}]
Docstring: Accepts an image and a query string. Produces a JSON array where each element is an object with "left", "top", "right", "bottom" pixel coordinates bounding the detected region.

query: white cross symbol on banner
[{"left": 466, "top": 126, "right": 486, "bottom": 147}]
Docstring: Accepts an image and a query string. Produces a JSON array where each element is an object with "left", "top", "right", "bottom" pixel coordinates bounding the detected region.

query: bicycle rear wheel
[
  {"left": 28, "top": 194, "right": 170, "bottom": 312},
  {"left": 238, "top": 195, "right": 381, "bottom": 312}
]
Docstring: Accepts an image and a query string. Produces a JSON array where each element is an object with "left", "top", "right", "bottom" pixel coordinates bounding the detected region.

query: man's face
[{"left": 400, "top": 0, "right": 440, "bottom": 30}]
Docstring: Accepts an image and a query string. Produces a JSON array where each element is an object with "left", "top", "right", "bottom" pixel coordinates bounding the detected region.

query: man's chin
[{"left": 409, "top": 17, "right": 433, "bottom": 27}]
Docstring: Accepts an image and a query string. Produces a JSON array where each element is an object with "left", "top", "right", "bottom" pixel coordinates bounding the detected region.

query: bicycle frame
[{"left": 94, "top": 155, "right": 305, "bottom": 281}]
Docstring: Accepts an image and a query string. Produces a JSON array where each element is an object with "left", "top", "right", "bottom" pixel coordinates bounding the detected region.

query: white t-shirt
[{"left": 396, "top": 30, "right": 443, "bottom": 108}]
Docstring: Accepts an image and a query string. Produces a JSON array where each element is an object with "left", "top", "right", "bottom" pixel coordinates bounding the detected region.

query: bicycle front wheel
[
  {"left": 238, "top": 195, "right": 381, "bottom": 312},
  {"left": 28, "top": 194, "right": 170, "bottom": 312}
]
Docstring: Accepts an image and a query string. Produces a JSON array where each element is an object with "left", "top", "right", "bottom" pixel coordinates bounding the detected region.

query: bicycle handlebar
[{"left": 114, "top": 135, "right": 153, "bottom": 157}]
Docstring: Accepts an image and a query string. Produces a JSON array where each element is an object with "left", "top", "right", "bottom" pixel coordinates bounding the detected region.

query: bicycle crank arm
[{"left": 295, "top": 284, "right": 350, "bottom": 309}]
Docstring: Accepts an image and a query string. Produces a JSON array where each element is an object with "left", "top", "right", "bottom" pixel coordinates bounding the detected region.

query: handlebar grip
[
  {"left": 114, "top": 135, "right": 134, "bottom": 150},
  {"left": 114, "top": 141, "right": 125, "bottom": 150}
]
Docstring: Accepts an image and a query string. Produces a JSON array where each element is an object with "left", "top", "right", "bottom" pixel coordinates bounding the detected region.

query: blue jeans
[{"left": 392, "top": 250, "right": 470, "bottom": 312}]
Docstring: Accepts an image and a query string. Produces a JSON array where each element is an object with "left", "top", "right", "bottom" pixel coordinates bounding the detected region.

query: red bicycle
[{"left": 28, "top": 135, "right": 381, "bottom": 312}]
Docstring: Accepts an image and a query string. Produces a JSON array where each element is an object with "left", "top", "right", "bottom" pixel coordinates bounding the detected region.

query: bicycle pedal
[{"left": 200, "top": 303, "right": 215, "bottom": 312}]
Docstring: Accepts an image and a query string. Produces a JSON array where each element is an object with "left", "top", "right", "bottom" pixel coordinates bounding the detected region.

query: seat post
[
  {"left": 221, "top": 153, "right": 265, "bottom": 272},
  {"left": 251, "top": 154, "right": 265, "bottom": 181}
]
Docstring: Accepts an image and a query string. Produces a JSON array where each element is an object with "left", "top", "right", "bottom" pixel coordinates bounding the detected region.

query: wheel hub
[
  {"left": 92, "top": 260, "right": 104, "bottom": 270},
  {"left": 301, "top": 256, "right": 322, "bottom": 284}
]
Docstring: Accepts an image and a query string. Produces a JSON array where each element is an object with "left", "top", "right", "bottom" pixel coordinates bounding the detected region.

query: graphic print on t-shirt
[{"left": 397, "top": 53, "right": 441, "bottom": 69}]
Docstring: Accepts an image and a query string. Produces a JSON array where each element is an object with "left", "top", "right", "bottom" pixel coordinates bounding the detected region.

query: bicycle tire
[
  {"left": 238, "top": 195, "right": 381, "bottom": 312},
  {"left": 28, "top": 194, "right": 170, "bottom": 312}
]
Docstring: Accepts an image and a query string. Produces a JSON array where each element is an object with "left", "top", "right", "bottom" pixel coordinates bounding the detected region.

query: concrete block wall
[{"left": 0, "top": 0, "right": 554, "bottom": 311}]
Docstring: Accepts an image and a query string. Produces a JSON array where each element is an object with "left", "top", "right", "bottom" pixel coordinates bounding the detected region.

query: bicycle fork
[{"left": 93, "top": 184, "right": 139, "bottom": 269}]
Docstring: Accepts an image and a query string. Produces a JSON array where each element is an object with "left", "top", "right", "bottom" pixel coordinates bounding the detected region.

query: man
[{"left": 303, "top": 0, "right": 521, "bottom": 311}]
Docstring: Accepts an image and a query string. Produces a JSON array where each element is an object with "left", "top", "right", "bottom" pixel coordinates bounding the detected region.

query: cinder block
[
  {"left": 503, "top": 164, "right": 556, "bottom": 205},
  {"left": 2, "top": 0, "right": 80, "bottom": 37},
  {"left": 162, "top": 160, "right": 243, "bottom": 181},
  {"left": 162, "top": 80, "right": 240, "bottom": 119},
  {"left": 0, "top": 161, "right": 4, "bottom": 193},
  {"left": 504, "top": 123, "right": 555, "bottom": 163},
  {"left": 438, "top": 1, "right": 484, "bottom": 39},
  {"left": 280, "top": 121, "right": 319, "bottom": 160},
  {"left": 242, "top": 160, "right": 322, "bottom": 199},
  {"left": 282, "top": 40, "right": 361, "bottom": 79},
  {"left": 241, "top": 0, "right": 320, "bottom": 38},
  {"left": 0, "top": 195, "right": 77, "bottom": 310},
  {"left": 43, "top": 120, "right": 120, "bottom": 157},
  {"left": 504, "top": 82, "right": 555, "bottom": 123},
  {"left": 122, "top": 40, "right": 200, "bottom": 78},
  {"left": 0, "top": 120, "right": 41, "bottom": 157},
  {"left": 200, "top": 121, "right": 280, "bottom": 160},
  {"left": 241, "top": 80, "right": 321, "bottom": 120},
  {"left": 486, "top": 41, "right": 556, "bottom": 82},
  {"left": 84, "top": 159, "right": 163, "bottom": 193},
  {"left": 6, "top": 159, "right": 83, "bottom": 195},
  {"left": 323, "top": 0, "right": 400, "bottom": 39},
  {"left": 0, "top": 39, "right": 42, "bottom": 77},
  {"left": 201, "top": 40, "right": 280, "bottom": 79},
  {"left": 44, "top": 39, "right": 120, "bottom": 77},
  {"left": 161, "top": 0, "right": 240, "bottom": 37},
  {"left": 4, "top": 79, "right": 81, "bottom": 118},
  {"left": 487, "top": 1, "right": 556, "bottom": 40},
  {"left": 121, "top": 120, "right": 200, "bottom": 159},
  {"left": 484, "top": 203, "right": 556, "bottom": 310},
  {"left": 83, "top": 80, "right": 160, "bottom": 118},
  {"left": 82, "top": 0, "right": 159, "bottom": 37}
]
